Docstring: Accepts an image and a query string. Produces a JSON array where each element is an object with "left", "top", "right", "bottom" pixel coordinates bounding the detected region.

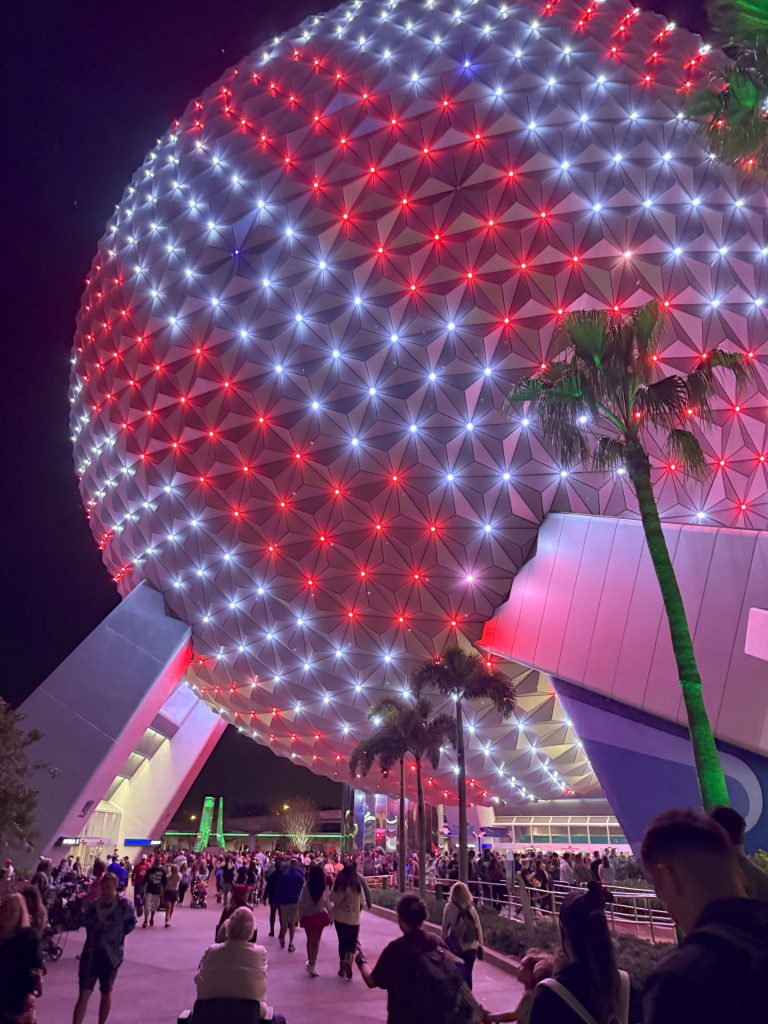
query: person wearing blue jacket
[{"left": 276, "top": 857, "right": 305, "bottom": 952}]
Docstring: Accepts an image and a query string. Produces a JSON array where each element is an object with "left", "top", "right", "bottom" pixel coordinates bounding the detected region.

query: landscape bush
[{"left": 368, "top": 889, "right": 672, "bottom": 984}]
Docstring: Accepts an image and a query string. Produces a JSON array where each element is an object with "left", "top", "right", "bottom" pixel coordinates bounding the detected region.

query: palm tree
[
  {"left": 348, "top": 716, "right": 408, "bottom": 892},
  {"left": 507, "top": 300, "right": 753, "bottom": 810},
  {"left": 687, "top": 1, "right": 768, "bottom": 175},
  {"left": 413, "top": 645, "right": 516, "bottom": 884},
  {"left": 362, "top": 695, "right": 455, "bottom": 898}
]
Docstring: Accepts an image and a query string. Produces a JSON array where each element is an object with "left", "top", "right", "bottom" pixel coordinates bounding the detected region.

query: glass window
[
  {"left": 609, "top": 829, "right": 627, "bottom": 845},
  {"left": 532, "top": 829, "right": 551, "bottom": 845},
  {"left": 550, "top": 829, "right": 569, "bottom": 844},
  {"left": 514, "top": 825, "right": 532, "bottom": 844},
  {"left": 588, "top": 826, "right": 609, "bottom": 844},
  {"left": 569, "top": 828, "right": 588, "bottom": 845}
]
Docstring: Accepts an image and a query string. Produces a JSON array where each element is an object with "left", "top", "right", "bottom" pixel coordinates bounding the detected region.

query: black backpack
[{"left": 411, "top": 945, "right": 483, "bottom": 1023}]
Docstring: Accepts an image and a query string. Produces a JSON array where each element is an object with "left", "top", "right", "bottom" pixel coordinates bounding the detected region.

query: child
[{"left": 485, "top": 949, "right": 555, "bottom": 1024}]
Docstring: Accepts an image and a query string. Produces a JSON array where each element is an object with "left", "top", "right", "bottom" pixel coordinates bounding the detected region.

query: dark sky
[{"left": 4, "top": 0, "right": 708, "bottom": 806}]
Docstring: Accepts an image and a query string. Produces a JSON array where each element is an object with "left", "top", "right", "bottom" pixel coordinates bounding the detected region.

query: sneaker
[{"left": 288, "top": 944, "right": 295, "bottom": 953}]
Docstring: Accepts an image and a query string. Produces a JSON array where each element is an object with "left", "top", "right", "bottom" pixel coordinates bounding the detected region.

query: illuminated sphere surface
[{"left": 71, "top": 0, "right": 768, "bottom": 805}]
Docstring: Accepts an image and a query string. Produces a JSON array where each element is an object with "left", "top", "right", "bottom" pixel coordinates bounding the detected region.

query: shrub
[{"left": 368, "top": 889, "right": 671, "bottom": 981}]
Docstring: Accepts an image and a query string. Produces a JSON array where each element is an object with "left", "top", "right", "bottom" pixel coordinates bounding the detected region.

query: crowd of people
[{"left": 0, "top": 805, "right": 766, "bottom": 1023}]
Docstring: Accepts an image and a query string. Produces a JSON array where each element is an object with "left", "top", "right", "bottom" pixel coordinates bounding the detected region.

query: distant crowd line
[{"left": 0, "top": 805, "right": 767, "bottom": 1023}]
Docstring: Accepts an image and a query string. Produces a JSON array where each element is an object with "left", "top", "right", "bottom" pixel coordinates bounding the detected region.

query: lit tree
[
  {"left": 349, "top": 715, "right": 408, "bottom": 892},
  {"left": 283, "top": 798, "right": 316, "bottom": 852},
  {"left": 687, "top": 1, "right": 768, "bottom": 175},
  {"left": 0, "top": 699, "right": 51, "bottom": 853},
  {"left": 507, "top": 300, "right": 754, "bottom": 810},
  {"left": 359, "top": 695, "right": 455, "bottom": 898},
  {"left": 413, "top": 645, "right": 516, "bottom": 884}
]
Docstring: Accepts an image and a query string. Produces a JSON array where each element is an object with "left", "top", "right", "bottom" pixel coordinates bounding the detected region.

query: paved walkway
[{"left": 41, "top": 893, "right": 521, "bottom": 1023}]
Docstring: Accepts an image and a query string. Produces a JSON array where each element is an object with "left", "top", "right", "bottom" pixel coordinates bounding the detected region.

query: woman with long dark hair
[
  {"left": 330, "top": 862, "right": 365, "bottom": 979},
  {"left": 529, "top": 882, "right": 635, "bottom": 1024},
  {"left": 298, "top": 863, "right": 331, "bottom": 977}
]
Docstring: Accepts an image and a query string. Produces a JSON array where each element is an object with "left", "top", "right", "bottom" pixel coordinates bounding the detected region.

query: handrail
[{"left": 362, "top": 874, "right": 675, "bottom": 943}]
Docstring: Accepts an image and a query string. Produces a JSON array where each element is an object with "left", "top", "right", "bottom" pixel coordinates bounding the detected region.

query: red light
[
  {"left": 735, "top": 405, "right": 741, "bottom": 413},
  {"left": 369, "top": 166, "right": 376, "bottom": 174},
  {"left": 391, "top": 474, "right": 399, "bottom": 482},
  {"left": 313, "top": 180, "right": 320, "bottom": 189},
  {"left": 741, "top": 503, "right": 748, "bottom": 511},
  {"left": 410, "top": 283, "right": 417, "bottom": 292},
  {"left": 613, "top": 305, "right": 620, "bottom": 312},
  {"left": 434, "top": 233, "right": 441, "bottom": 241},
  {"left": 467, "top": 271, "right": 474, "bottom": 279},
  {"left": 540, "top": 211, "right": 547, "bottom": 218},
  {"left": 413, "top": 573, "right": 420, "bottom": 581},
  {"left": 401, "top": 197, "right": 408, "bottom": 205},
  {"left": 760, "top": 455, "right": 766, "bottom": 463},
  {"left": 443, "top": 99, "right": 449, "bottom": 107},
  {"left": 719, "top": 459, "right": 726, "bottom": 467},
  {"left": 520, "top": 262, "right": 527, "bottom": 270},
  {"left": 572, "top": 255, "right": 579, "bottom": 263},
  {"left": 375, "top": 523, "right": 382, "bottom": 531},
  {"left": 487, "top": 219, "right": 494, "bottom": 227},
  {"left": 342, "top": 212, "right": 349, "bottom": 221},
  {"left": 390, "top": 117, "right": 398, "bottom": 126},
  {"left": 669, "top": 464, "right": 677, "bottom": 471},
  {"left": 474, "top": 133, "right": 481, "bottom": 141},
  {"left": 377, "top": 246, "right": 384, "bottom": 254},
  {"left": 423, "top": 147, "right": 430, "bottom": 154}
]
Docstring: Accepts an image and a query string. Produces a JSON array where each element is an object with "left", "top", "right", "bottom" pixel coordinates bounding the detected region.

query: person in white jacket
[{"left": 194, "top": 907, "right": 284, "bottom": 1022}]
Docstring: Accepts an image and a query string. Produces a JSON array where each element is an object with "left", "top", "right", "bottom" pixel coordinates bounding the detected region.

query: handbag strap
[{"left": 538, "top": 972, "right": 630, "bottom": 1024}]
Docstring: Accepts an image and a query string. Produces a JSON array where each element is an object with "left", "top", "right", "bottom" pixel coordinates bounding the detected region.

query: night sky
[{"left": 5, "top": 0, "right": 708, "bottom": 812}]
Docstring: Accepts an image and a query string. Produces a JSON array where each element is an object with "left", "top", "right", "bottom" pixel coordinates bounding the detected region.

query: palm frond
[
  {"left": 558, "top": 309, "right": 611, "bottom": 364},
  {"left": 684, "top": 348, "right": 755, "bottom": 422},
  {"left": 632, "top": 300, "right": 665, "bottom": 362},
  {"left": 507, "top": 378, "right": 548, "bottom": 404},
  {"left": 665, "top": 428, "right": 708, "bottom": 478},
  {"left": 635, "top": 375, "right": 690, "bottom": 428},
  {"left": 591, "top": 435, "right": 627, "bottom": 473},
  {"left": 462, "top": 674, "right": 517, "bottom": 718}
]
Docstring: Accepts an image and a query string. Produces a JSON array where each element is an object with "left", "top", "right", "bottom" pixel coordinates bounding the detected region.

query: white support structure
[{"left": 20, "top": 581, "right": 224, "bottom": 858}]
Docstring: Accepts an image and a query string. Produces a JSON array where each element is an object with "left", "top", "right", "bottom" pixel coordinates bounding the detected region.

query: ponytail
[{"left": 559, "top": 881, "right": 621, "bottom": 1024}]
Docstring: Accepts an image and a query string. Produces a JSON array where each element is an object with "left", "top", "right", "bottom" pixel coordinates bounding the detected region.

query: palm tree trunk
[
  {"left": 415, "top": 757, "right": 427, "bottom": 899},
  {"left": 398, "top": 757, "right": 406, "bottom": 893},
  {"left": 455, "top": 699, "right": 469, "bottom": 884},
  {"left": 628, "top": 448, "right": 729, "bottom": 809}
]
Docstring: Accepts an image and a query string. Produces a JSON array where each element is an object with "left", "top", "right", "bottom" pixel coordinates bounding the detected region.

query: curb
[{"left": 366, "top": 902, "right": 522, "bottom": 976}]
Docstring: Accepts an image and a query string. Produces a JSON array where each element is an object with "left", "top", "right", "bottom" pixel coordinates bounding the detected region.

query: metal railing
[{"left": 363, "top": 874, "right": 675, "bottom": 943}]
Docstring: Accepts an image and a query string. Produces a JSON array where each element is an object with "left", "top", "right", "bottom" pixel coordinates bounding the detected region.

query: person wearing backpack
[
  {"left": 641, "top": 807, "right": 768, "bottom": 1024},
  {"left": 442, "top": 881, "right": 484, "bottom": 988},
  {"left": 356, "top": 893, "right": 485, "bottom": 1024},
  {"left": 528, "top": 881, "right": 638, "bottom": 1024}
]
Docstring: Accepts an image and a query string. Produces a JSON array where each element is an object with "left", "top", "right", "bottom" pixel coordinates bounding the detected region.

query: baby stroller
[{"left": 191, "top": 876, "right": 208, "bottom": 909}]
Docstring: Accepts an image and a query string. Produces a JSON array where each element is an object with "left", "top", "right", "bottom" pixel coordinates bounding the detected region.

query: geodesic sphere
[{"left": 70, "top": 0, "right": 768, "bottom": 803}]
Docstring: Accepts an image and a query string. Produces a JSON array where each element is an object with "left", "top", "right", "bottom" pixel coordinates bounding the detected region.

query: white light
[
  {"left": 560, "top": 469, "right": 569, "bottom": 478},
  {"left": 673, "top": 246, "right": 683, "bottom": 256},
  {"left": 692, "top": 197, "right": 701, "bottom": 207},
  {"left": 428, "top": 371, "right": 437, "bottom": 382},
  {"left": 332, "top": 348, "right": 341, "bottom": 358},
  {"left": 390, "top": 333, "right": 398, "bottom": 342},
  {"left": 262, "top": 277, "right": 271, "bottom": 287},
  {"left": 580, "top": 112, "right": 589, "bottom": 123},
  {"left": 351, "top": 437, "right": 359, "bottom": 446},
  {"left": 354, "top": 296, "right": 362, "bottom": 306},
  {"left": 484, "top": 367, "right": 492, "bottom": 377},
  {"left": 484, "top": 524, "right": 492, "bottom": 533},
  {"left": 613, "top": 153, "right": 622, "bottom": 163},
  {"left": 446, "top": 472, "right": 455, "bottom": 482},
  {"left": 285, "top": 226, "right": 294, "bottom": 236},
  {"left": 466, "top": 421, "right": 474, "bottom": 431},
  {"left": 295, "top": 313, "right": 303, "bottom": 322},
  {"left": 521, "top": 417, "right": 530, "bottom": 427},
  {"left": 275, "top": 364, "right": 283, "bottom": 373},
  {"left": 502, "top": 471, "right": 511, "bottom": 481},
  {"left": 447, "top": 321, "right": 456, "bottom": 330},
  {"left": 528, "top": 120, "right": 537, "bottom": 130},
  {"left": 369, "top": 386, "right": 377, "bottom": 395},
  {"left": 662, "top": 151, "right": 671, "bottom": 161},
  {"left": 561, "top": 160, "right": 570, "bottom": 170},
  {"left": 318, "top": 260, "right": 327, "bottom": 270},
  {"left": 312, "top": 400, "right": 320, "bottom": 410}
]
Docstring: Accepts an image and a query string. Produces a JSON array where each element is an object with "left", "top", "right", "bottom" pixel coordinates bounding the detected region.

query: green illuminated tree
[
  {"left": 507, "top": 300, "right": 754, "bottom": 810},
  {"left": 413, "top": 645, "right": 516, "bottom": 883}
]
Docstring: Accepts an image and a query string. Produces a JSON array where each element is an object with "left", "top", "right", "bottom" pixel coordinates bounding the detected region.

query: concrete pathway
[{"left": 41, "top": 892, "right": 521, "bottom": 1023}]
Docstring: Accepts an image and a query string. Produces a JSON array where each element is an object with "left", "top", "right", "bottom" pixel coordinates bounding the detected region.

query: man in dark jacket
[
  {"left": 265, "top": 858, "right": 284, "bottom": 937},
  {"left": 642, "top": 808, "right": 768, "bottom": 1024},
  {"left": 276, "top": 857, "right": 305, "bottom": 951}
]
